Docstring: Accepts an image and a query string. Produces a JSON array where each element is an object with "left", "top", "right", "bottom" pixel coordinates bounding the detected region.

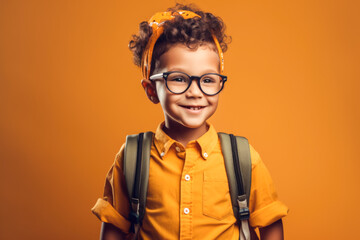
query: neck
[{"left": 162, "top": 121, "right": 208, "bottom": 147}]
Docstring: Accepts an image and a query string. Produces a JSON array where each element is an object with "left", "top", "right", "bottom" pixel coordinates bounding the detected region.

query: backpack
[{"left": 123, "top": 132, "right": 252, "bottom": 240}]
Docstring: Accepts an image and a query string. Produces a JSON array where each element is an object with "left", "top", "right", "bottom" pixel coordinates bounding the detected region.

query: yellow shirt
[{"left": 92, "top": 123, "right": 288, "bottom": 239}]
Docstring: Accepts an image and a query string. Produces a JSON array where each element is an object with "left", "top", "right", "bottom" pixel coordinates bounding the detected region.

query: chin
[{"left": 180, "top": 120, "right": 207, "bottom": 129}]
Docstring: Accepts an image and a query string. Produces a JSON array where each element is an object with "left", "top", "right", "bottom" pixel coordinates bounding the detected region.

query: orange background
[{"left": 1, "top": 0, "right": 359, "bottom": 239}]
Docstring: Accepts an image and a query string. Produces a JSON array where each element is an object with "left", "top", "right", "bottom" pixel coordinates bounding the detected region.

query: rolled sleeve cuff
[
  {"left": 249, "top": 200, "right": 289, "bottom": 228},
  {"left": 91, "top": 198, "right": 131, "bottom": 233}
]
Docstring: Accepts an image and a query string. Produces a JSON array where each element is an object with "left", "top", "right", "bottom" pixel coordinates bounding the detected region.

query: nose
[{"left": 185, "top": 79, "right": 203, "bottom": 98}]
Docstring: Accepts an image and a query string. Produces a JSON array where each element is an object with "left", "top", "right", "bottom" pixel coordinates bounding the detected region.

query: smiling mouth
[{"left": 181, "top": 105, "right": 205, "bottom": 110}]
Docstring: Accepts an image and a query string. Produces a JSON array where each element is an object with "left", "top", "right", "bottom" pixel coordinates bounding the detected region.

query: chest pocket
[{"left": 202, "top": 171, "right": 232, "bottom": 220}]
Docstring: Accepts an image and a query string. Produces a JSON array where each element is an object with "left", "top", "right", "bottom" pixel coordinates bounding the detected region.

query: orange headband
[{"left": 141, "top": 10, "right": 225, "bottom": 79}]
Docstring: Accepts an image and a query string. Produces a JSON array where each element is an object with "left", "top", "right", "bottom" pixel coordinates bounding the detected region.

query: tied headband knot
[{"left": 141, "top": 10, "right": 225, "bottom": 80}]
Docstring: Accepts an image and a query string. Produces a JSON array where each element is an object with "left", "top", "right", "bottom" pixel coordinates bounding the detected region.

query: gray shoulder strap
[
  {"left": 218, "top": 133, "right": 252, "bottom": 217},
  {"left": 123, "top": 132, "right": 153, "bottom": 231},
  {"left": 234, "top": 135, "right": 252, "bottom": 202}
]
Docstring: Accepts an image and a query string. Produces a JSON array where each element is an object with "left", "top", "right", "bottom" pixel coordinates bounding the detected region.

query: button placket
[{"left": 180, "top": 148, "right": 194, "bottom": 238}]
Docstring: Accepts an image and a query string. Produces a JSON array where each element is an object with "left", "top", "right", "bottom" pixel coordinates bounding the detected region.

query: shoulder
[
  {"left": 110, "top": 143, "right": 126, "bottom": 174},
  {"left": 249, "top": 144, "right": 262, "bottom": 168},
  {"left": 113, "top": 131, "right": 154, "bottom": 170},
  {"left": 216, "top": 133, "right": 262, "bottom": 167},
  {"left": 115, "top": 143, "right": 125, "bottom": 163}
]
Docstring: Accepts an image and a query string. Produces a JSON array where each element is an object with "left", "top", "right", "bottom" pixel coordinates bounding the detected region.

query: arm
[
  {"left": 259, "top": 219, "right": 284, "bottom": 240},
  {"left": 93, "top": 145, "right": 132, "bottom": 240},
  {"left": 100, "top": 222, "right": 127, "bottom": 240},
  {"left": 248, "top": 145, "right": 288, "bottom": 240}
]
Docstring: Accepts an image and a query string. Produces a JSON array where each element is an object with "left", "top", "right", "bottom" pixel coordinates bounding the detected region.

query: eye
[
  {"left": 168, "top": 73, "right": 188, "bottom": 83},
  {"left": 201, "top": 76, "right": 217, "bottom": 84},
  {"left": 202, "top": 78, "right": 215, "bottom": 83},
  {"left": 171, "top": 77, "right": 186, "bottom": 82}
]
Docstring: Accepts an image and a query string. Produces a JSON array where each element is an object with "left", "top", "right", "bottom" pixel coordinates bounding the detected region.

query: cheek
[
  {"left": 155, "top": 82, "right": 166, "bottom": 101},
  {"left": 155, "top": 83, "right": 179, "bottom": 108},
  {"left": 208, "top": 96, "right": 219, "bottom": 107}
]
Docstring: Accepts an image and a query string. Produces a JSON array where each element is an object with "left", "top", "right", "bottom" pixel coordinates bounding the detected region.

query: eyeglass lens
[{"left": 166, "top": 72, "right": 224, "bottom": 95}]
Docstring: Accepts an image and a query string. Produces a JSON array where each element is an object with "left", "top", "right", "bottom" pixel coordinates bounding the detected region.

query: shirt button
[
  {"left": 175, "top": 146, "right": 181, "bottom": 152},
  {"left": 184, "top": 208, "right": 190, "bottom": 214},
  {"left": 160, "top": 152, "right": 165, "bottom": 157},
  {"left": 184, "top": 174, "right": 190, "bottom": 181},
  {"left": 203, "top": 152, "right": 208, "bottom": 158}
]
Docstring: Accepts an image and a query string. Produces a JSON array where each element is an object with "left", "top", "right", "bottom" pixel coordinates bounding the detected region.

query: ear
[{"left": 141, "top": 79, "right": 159, "bottom": 104}]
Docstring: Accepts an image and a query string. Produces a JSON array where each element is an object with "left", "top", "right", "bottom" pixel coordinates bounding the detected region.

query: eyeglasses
[{"left": 149, "top": 71, "right": 227, "bottom": 96}]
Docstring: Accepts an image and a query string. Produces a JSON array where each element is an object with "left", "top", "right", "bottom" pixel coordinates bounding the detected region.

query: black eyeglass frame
[{"left": 149, "top": 71, "right": 228, "bottom": 96}]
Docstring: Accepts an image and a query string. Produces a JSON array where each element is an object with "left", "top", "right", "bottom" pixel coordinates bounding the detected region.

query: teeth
[{"left": 187, "top": 106, "right": 201, "bottom": 110}]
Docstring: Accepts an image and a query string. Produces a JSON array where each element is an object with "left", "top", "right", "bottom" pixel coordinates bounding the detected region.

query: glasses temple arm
[{"left": 149, "top": 73, "right": 164, "bottom": 80}]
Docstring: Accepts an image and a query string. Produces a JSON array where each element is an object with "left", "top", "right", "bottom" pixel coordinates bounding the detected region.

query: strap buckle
[
  {"left": 239, "top": 207, "right": 250, "bottom": 220},
  {"left": 129, "top": 211, "right": 139, "bottom": 233},
  {"left": 130, "top": 198, "right": 140, "bottom": 233},
  {"left": 129, "top": 211, "right": 140, "bottom": 224}
]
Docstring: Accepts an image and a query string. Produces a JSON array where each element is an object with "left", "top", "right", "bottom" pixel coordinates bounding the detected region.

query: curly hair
[{"left": 128, "top": 3, "right": 231, "bottom": 74}]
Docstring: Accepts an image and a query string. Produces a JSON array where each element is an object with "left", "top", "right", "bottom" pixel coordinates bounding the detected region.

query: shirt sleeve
[
  {"left": 248, "top": 144, "right": 289, "bottom": 228},
  {"left": 91, "top": 144, "right": 132, "bottom": 234}
]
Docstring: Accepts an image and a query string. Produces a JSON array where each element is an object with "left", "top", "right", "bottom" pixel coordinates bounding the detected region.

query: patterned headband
[{"left": 141, "top": 10, "right": 225, "bottom": 79}]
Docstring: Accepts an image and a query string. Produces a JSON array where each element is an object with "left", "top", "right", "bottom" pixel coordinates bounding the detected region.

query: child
[{"left": 92, "top": 3, "right": 288, "bottom": 240}]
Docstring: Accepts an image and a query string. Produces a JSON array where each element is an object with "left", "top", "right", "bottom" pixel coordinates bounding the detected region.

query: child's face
[{"left": 150, "top": 43, "right": 220, "bottom": 130}]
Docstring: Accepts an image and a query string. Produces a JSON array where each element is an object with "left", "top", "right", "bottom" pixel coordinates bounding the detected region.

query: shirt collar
[
  {"left": 154, "top": 122, "right": 218, "bottom": 160},
  {"left": 154, "top": 123, "right": 176, "bottom": 158}
]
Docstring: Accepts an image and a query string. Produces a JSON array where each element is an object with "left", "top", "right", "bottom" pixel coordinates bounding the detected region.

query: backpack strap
[
  {"left": 218, "top": 133, "right": 252, "bottom": 240},
  {"left": 123, "top": 132, "right": 153, "bottom": 238}
]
